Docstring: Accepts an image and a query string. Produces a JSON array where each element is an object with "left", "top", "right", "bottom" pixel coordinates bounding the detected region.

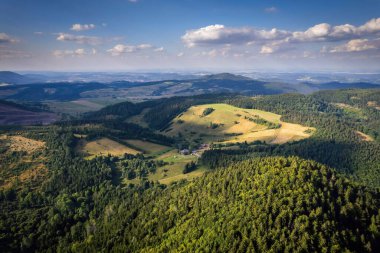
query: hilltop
[{"left": 131, "top": 103, "right": 314, "bottom": 145}]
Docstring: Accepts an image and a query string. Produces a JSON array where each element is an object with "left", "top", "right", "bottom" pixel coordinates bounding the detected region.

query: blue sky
[{"left": 1, "top": 0, "right": 380, "bottom": 72}]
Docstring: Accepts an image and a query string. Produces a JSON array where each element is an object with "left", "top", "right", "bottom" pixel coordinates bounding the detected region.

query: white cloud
[
  {"left": 182, "top": 17, "right": 380, "bottom": 52},
  {"left": 53, "top": 48, "right": 87, "bottom": 57},
  {"left": 154, "top": 47, "right": 164, "bottom": 52},
  {"left": 177, "top": 52, "right": 184, "bottom": 57},
  {"left": 260, "top": 45, "right": 274, "bottom": 54},
  {"left": 182, "top": 24, "right": 289, "bottom": 47},
  {"left": 293, "top": 23, "right": 331, "bottom": 41},
  {"left": 329, "top": 24, "right": 357, "bottom": 39},
  {"left": 0, "top": 33, "right": 17, "bottom": 43},
  {"left": 291, "top": 18, "right": 380, "bottom": 42},
  {"left": 70, "top": 24, "right": 96, "bottom": 32},
  {"left": 265, "top": 7, "right": 278, "bottom": 13},
  {"left": 137, "top": 44, "right": 153, "bottom": 49},
  {"left": 56, "top": 33, "right": 101, "bottom": 45},
  {"left": 329, "top": 38, "right": 380, "bottom": 53},
  {"left": 358, "top": 18, "right": 380, "bottom": 34},
  {"left": 107, "top": 43, "right": 153, "bottom": 56}
]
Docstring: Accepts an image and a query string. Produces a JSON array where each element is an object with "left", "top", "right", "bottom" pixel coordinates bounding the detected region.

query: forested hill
[{"left": 73, "top": 157, "right": 380, "bottom": 252}]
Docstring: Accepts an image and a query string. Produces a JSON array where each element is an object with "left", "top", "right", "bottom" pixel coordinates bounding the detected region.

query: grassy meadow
[{"left": 163, "top": 103, "right": 314, "bottom": 144}]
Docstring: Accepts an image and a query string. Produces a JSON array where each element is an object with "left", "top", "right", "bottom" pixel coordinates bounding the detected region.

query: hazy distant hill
[
  {"left": 201, "top": 72, "right": 252, "bottom": 81},
  {"left": 0, "top": 72, "right": 379, "bottom": 103},
  {"left": 0, "top": 71, "right": 40, "bottom": 85}
]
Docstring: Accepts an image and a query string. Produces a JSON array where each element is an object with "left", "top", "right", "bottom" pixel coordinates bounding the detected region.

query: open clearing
[
  {"left": 333, "top": 103, "right": 367, "bottom": 119},
  {"left": 162, "top": 103, "right": 314, "bottom": 144},
  {"left": 0, "top": 135, "right": 45, "bottom": 153},
  {"left": 124, "top": 139, "right": 171, "bottom": 155},
  {"left": 150, "top": 149, "right": 202, "bottom": 184},
  {"left": 81, "top": 138, "right": 141, "bottom": 158},
  {"left": 356, "top": 131, "right": 374, "bottom": 142},
  {"left": 123, "top": 149, "right": 204, "bottom": 185},
  {"left": 0, "top": 135, "right": 47, "bottom": 190},
  {"left": 367, "top": 101, "right": 380, "bottom": 110}
]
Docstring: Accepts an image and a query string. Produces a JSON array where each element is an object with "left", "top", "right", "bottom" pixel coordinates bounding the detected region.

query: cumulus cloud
[
  {"left": 329, "top": 38, "right": 380, "bottom": 53},
  {"left": 358, "top": 18, "right": 380, "bottom": 34},
  {"left": 292, "top": 23, "right": 331, "bottom": 41},
  {"left": 182, "top": 24, "right": 289, "bottom": 47},
  {"left": 290, "top": 18, "right": 380, "bottom": 42},
  {"left": 182, "top": 17, "right": 380, "bottom": 54},
  {"left": 107, "top": 43, "right": 154, "bottom": 56},
  {"left": 0, "top": 33, "right": 18, "bottom": 43},
  {"left": 70, "top": 24, "right": 96, "bottom": 32},
  {"left": 56, "top": 33, "right": 101, "bottom": 45},
  {"left": 53, "top": 48, "right": 87, "bottom": 57}
]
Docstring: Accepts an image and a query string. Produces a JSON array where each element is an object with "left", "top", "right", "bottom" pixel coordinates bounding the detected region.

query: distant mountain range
[
  {"left": 0, "top": 71, "right": 379, "bottom": 102},
  {"left": 0, "top": 71, "right": 197, "bottom": 84}
]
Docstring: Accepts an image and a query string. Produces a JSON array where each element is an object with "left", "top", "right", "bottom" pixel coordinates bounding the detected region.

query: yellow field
[
  {"left": 0, "top": 135, "right": 47, "bottom": 190},
  {"left": 124, "top": 139, "right": 171, "bottom": 155},
  {"left": 82, "top": 138, "right": 141, "bottom": 158},
  {"left": 163, "top": 103, "right": 314, "bottom": 144},
  {"left": 367, "top": 101, "right": 380, "bottom": 110},
  {"left": 0, "top": 135, "right": 45, "bottom": 153}
]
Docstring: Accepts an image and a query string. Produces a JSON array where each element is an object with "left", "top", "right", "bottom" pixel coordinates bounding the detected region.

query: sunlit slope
[
  {"left": 163, "top": 103, "right": 314, "bottom": 144},
  {"left": 80, "top": 138, "right": 141, "bottom": 159}
]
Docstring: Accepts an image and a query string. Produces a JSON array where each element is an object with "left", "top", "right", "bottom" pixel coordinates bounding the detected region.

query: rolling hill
[
  {"left": 155, "top": 103, "right": 314, "bottom": 144},
  {"left": 0, "top": 71, "right": 40, "bottom": 85}
]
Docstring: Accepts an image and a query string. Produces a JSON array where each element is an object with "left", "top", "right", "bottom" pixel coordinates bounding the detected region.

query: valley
[{"left": 0, "top": 83, "right": 379, "bottom": 253}]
